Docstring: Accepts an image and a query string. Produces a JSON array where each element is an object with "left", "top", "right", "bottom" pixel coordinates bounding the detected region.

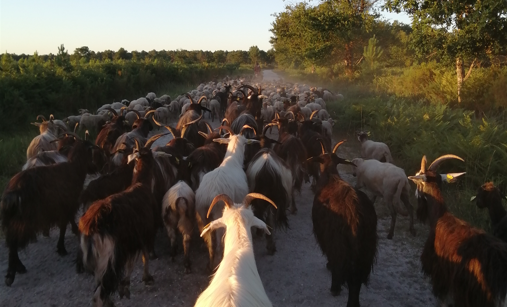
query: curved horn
[
  {"left": 185, "top": 93, "right": 195, "bottom": 104},
  {"left": 197, "top": 96, "right": 207, "bottom": 105},
  {"left": 85, "top": 130, "right": 90, "bottom": 141},
  {"left": 151, "top": 115, "right": 178, "bottom": 138},
  {"left": 319, "top": 139, "right": 326, "bottom": 154},
  {"left": 126, "top": 109, "right": 141, "bottom": 119},
  {"left": 243, "top": 193, "right": 277, "bottom": 209},
  {"left": 103, "top": 107, "right": 118, "bottom": 116},
  {"left": 427, "top": 154, "right": 465, "bottom": 172},
  {"left": 36, "top": 115, "right": 47, "bottom": 122},
  {"left": 204, "top": 121, "right": 213, "bottom": 134},
  {"left": 332, "top": 140, "right": 346, "bottom": 154},
  {"left": 120, "top": 106, "right": 127, "bottom": 116},
  {"left": 274, "top": 112, "right": 280, "bottom": 120},
  {"left": 73, "top": 122, "right": 79, "bottom": 133},
  {"left": 310, "top": 110, "right": 319, "bottom": 120},
  {"left": 239, "top": 84, "right": 258, "bottom": 95},
  {"left": 49, "top": 114, "right": 55, "bottom": 121},
  {"left": 262, "top": 123, "right": 277, "bottom": 136},
  {"left": 285, "top": 111, "right": 295, "bottom": 120},
  {"left": 240, "top": 125, "right": 257, "bottom": 136},
  {"left": 207, "top": 194, "right": 234, "bottom": 218},
  {"left": 221, "top": 118, "right": 230, "bottom": 127},
  {"left": 182, "top": 113, "right": 203, "bottom": 128},
  {"left": 144, "top": 132, "right": 172, "bottom": 149},
  {"left": 217, "top": 125, "right": 234, "bottom": 135},
  {"left": 134, "top": 139, "right": 140, "bottom": 152}
]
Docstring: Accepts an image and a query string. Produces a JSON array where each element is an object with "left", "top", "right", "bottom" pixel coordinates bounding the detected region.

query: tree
[
  {"left": 55, "top": 44, "right": 71, "bottom": 71},
  {"left": 249, "top": 46, "right": 261, "bottom": 64},
  {"left": 114, "top": 47, "right": 128, "bottom": 61},
  {"left": 74, "top": 46, "right": 91, "bottom": 62},
  {"left": 270, "top": 0, "right": 378, "bottom": 76},
  {"left": 213, "top": 50, "right": 227, "bottom": 64},
  {"left": 384, "top": 0, "right": 507, "bottom": 103}
]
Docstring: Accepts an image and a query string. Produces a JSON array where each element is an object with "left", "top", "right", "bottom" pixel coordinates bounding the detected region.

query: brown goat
[
  {"left": 79, "top": 140, "right": 158, "bottom": 307},
  {"left": 409, "top": 155, "right": 507, "bottom": 307},
  {"left": 1, "top": 138, "right": 97, "bottom": 287},
  {"left": 310, "top": 141, "right": 378, "bottom": 307}
]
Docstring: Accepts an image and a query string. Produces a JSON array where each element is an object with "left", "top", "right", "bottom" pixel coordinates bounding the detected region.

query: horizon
[{"left": 0, "top": 0, "right": 410, "bottom": 56}]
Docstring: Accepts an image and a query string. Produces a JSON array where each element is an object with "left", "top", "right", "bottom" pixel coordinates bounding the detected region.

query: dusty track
[{"left": 0, "top": 70, "right": 437, "bottom": 307}]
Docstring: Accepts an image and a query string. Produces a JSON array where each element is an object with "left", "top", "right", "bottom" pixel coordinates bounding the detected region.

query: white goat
[
  {"left": 162, "top": 180, "right": 195, "bottom": 273},
  {"left": 351, "top": 158, "right": 415, "bottom": 239},
  {"left": 357, "top": 131, "right": 394, "bottom": 163},
  {"left": 195, "top": 193, "right": 274, "bottom": 307},
  {"left": 195, "top": 129, "right": 257, "bottom": 271}
]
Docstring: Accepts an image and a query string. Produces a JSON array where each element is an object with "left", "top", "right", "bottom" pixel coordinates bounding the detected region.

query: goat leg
[
  {"left": 141, "top": 250, "right": 154, "bottom": 285},
  {"left": 387, "top": 204, "right": 397, "bottom": 240},
  {"left": 70, "top": 219, "right": 79, "bottom": 236},
  {"left": 5, "top": 244, "right": 26, "bottom": 286},
  {"left": 119, "top": 259, "right": 134, "bottom": 299},
  {"left": 57, "top": 222, "right": 68, "bottom": 255},
  {"left": 346, "top": 276, "right": 362, "bottom": 307},
  {"left": 266, "top": 212, "right": 277, "bottom": 255},
  {"left": 166, "top": 225, "right": 178, "bottom": 261},
  {"left": 182, "top": 233, "right": 191, "bottom": 274},
  {"left": 330, "top": 265, "right": 343, "bottom": 296}
]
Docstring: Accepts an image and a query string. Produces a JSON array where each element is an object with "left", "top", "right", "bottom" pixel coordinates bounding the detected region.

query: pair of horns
[
  {"left": 319, "top": 140, "right": 346, "bottom": 155},
  {"left": 207, "top": 193, "right": 277, "bottom": 218},
  {"left": 419, "top": 154, "right": 464, "bottom": 174},
  {"left": 216, "top": 124, "right": 256, "bottom": 136}
]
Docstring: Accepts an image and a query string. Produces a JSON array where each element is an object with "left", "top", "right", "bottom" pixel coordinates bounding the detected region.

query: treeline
[{"left": 0, "top": 45, "right": 273, "bottom": 132}]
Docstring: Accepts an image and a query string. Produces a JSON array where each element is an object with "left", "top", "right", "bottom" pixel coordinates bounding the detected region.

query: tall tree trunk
[
  {"left": 456, "top": 57, "right": 464, "bottom": 103},
  {"left": 345, "top": 42, "right": 354, "bottom": 77}
]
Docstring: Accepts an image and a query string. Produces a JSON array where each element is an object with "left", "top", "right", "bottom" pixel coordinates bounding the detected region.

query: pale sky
[{"left": 0, "top": 0, "right": 410, "bottom": 55}]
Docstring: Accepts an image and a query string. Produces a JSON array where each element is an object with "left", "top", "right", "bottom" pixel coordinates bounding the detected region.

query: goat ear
[
  {"left": 408, "top": 174, "right": 426, "bottom": 183},
  {"left": 213, "top": 138, "right": 230, "bottom": 144},
  {"left": 127, "top": 152, "right": 140, "bottom": 164},
  {"left": 470, "top": 196, "right": 476, "bottom": 202},
  {"left": 441, "top": 172, "right": 466, "bottom": 184},
  {"left": 200, "top": 219, "right": 225, "bottom": 237},
  {"left": 251, "top": 216, "right": 270, "bottom": 235}
]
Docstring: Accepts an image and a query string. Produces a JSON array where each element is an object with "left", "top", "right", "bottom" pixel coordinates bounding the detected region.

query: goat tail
[
  {"left": 80, "top": 233, "right": 115, "bottom": 281},
  {"left": 393, "top": 180, "right": 409, "bottom": 217},
  {"left": 0, "top": 190, "right": 21, "bottom": 223}
]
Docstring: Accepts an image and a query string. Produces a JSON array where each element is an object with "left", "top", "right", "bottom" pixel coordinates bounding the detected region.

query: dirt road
[{"left": 0, "top": 70, "right": 437, "bottom": 307}]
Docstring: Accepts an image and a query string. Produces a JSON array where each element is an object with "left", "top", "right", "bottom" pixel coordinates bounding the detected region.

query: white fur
[
  {"left": 358, "top": 135, "right": 394, "bottom": 163},
  {"left": 195, "top": 202, "right": 272, "bottom": 307},
  {"left": 81, "top": 234, "right": 115, "bottom": 284},
  {"left": 195, "top": 135, "right": 250, "bottom": 267},
  {"left": 22, "top": 150, "right": 68, "bottom": 170}
]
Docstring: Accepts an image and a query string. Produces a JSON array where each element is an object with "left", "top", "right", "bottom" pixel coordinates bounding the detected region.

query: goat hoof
[
  {"left": 57, "top": 248, "right": 68, "bottom": 256},
  {"left": 143, "top": 275, "right": 154, "bottom": 285},
  {"left": 4, "top": 274, "right": 15, "bottom": 287},
  {"left": 386, "top": 233, "right": 393, "bottom": 240},
  {"left": 16, "top": 263, "right": 27, "bottom": 274}
]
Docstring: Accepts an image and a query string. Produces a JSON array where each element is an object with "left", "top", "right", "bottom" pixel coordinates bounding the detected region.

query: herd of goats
[{"left": 1, "top": 76, "right": 507, "bottom": 307}]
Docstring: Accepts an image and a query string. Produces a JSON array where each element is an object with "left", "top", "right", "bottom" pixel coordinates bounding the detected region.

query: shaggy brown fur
[
  {"left": 79, "top": 146, "right": 158, "bottom": 306},
  {"left": 414, "top": 167, "right": 507, "bottom": 307},
  {"left": 1, "top": 139, "right": 96, "bottom": 287},
  {"left": 311, "top": 147, "right": 378, "bottom": 307}
]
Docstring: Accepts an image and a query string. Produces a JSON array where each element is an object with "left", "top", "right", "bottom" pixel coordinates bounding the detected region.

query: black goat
[
  {"left": 471, "top": 182, "right": 507, "bottom": 243},
  {"left": 311, "top": 141, "right": 377, "bottom": 307},
  {"left": 1, "top": 138, "right": 97, "bottom": 286},
  {"left": 409, "top": 155, "right": 507, "bottom": 307}
]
